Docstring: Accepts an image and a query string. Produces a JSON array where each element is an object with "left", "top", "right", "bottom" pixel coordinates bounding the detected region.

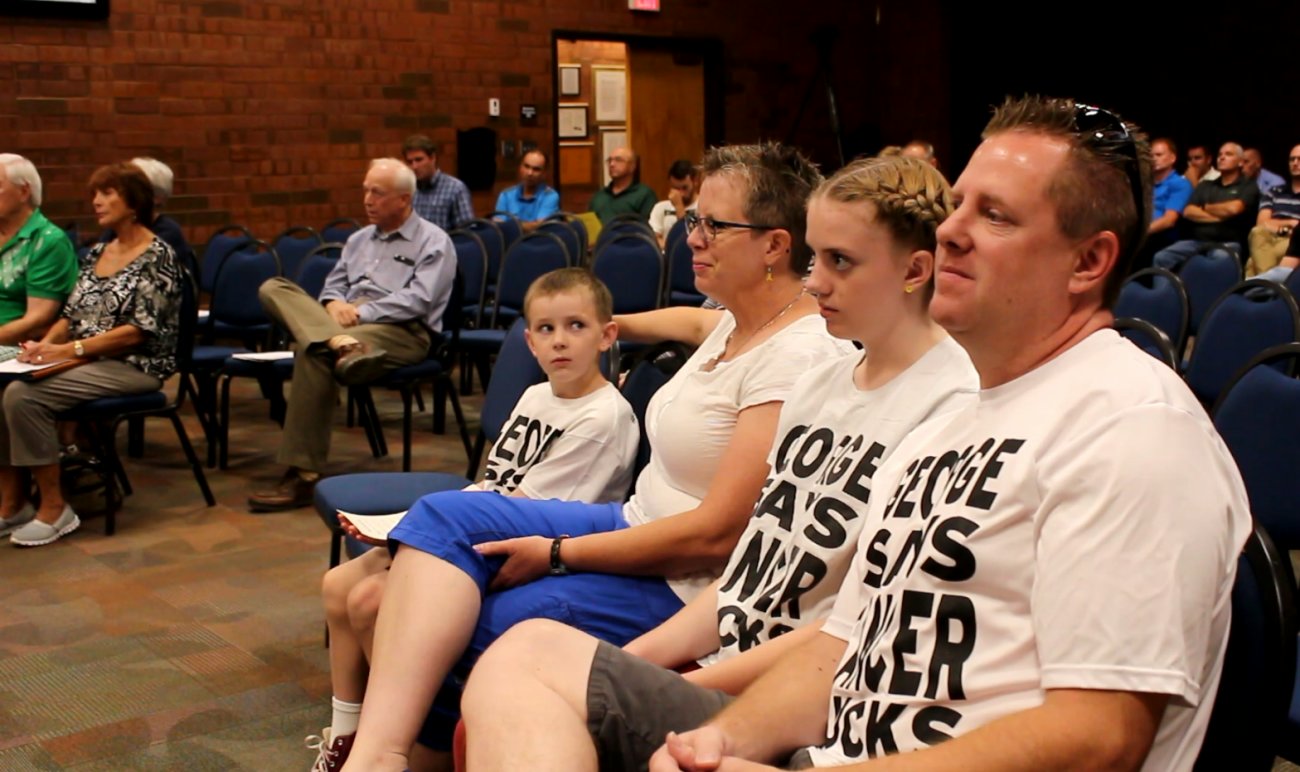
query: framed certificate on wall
[{"left": 558, "top": 103, "right": 589, "bottom": 139}]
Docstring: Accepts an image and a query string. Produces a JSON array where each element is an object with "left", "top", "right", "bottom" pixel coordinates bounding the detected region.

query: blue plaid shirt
[{"left": 413, "top": 171, "right": 474, "bottom": 231}]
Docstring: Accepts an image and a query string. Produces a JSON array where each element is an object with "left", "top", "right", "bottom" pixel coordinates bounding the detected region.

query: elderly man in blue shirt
[
  {"left": 249, "top": 158, "right": 457, "bottom": 511},
  {"left": 494, "top": 150, "right": 559, "bottom": 232}
]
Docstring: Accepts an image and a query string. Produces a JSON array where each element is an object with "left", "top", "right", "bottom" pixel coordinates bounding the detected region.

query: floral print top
[{"left": 63, "top": 238, "right": 183, "bottom": 379}]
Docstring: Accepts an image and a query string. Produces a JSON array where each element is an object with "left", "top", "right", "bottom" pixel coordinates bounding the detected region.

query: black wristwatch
[{"left": 549, "top": 535, "right": 571, "bottom": 576}]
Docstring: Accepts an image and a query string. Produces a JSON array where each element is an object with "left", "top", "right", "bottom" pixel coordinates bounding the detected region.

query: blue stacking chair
[
  {"left": 58, "top": 269, "right": 216, "bottom": 535},
  {"left": 1183, "top": 279, "right": 1300, "bottom": 406},
  {"left": 320, "top": 217, "right": 361, "bottom": 245},
  {"left": 592, "top": 233, "right": 665, "bottom": 314},
  {"left": 538, "top": 220, "right": 581, "bottom": 266},
  {"left": 199, "top": 224, "right": 253, "bottom": 294},
  {"left": 594, "top": 219, "right": 655, "bottom": 253},
  {"left": 1192, "top": 521, "right": 1296, "bottom": 770},
  {"left": 464, "top": 218, "right": 506, "bottom": 293},
  {"left": 487, "top": 212, "right": 522, "bottom": 250},
  {"left": 617, "top": 341, "right": 690, "bottom": 489},
  {"left": 1112, "top": 317, "right": 1178, "bottom": 370},
  {"left": 464, "top": 317, "right": 547, "bottom": 480},
  {"left": 664, "top": 219, "right": 705, "bottom": 307},
  {"left": 1208, "top": 343, "right": 1300, "bottom": 765},
  {"left": 451, "top": 229, "right": 489, "bottom": 329},
  {"left": 1115, "top": 267, "right": 1189, "bottom": 361},
  {"left": 458, "top": 232, "right": 570, "bottom": 388},
  {"left": 214, "top": 245, "right": 340, "bottom": 469},
  {"left": 270, "top": 225, "right": 323, "bottom": 285},
  {"left": 1179, "top": 250, "right": 1243, "bottom": 336}
]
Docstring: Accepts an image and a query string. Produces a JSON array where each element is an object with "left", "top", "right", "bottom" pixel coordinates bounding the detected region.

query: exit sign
[{"left": 629, "top": 0, "right": 660, "bottom": 10}]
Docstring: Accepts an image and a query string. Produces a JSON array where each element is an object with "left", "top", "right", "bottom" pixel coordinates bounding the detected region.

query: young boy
[{"left": 310, "top": 268, "right": 637, "bottom": 771}]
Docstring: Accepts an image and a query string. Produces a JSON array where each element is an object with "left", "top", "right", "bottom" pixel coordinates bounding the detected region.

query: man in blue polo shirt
[
  {"left": 1248, "top": 143, "right": 1300, "bottom": 275},
  {"left": 494, "top": 150, "right": 559, "bottom": 232},
  {"left": 1146, "top": 138, "right": 1192, "bottom": 255}
]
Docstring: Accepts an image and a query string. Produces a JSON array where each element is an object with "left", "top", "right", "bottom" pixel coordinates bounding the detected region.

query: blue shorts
[{"left": 387, "top": 491, "right": 685, "bottom": 750}]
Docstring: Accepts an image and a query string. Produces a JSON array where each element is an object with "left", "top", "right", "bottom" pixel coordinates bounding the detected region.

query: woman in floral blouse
[{"left": 0, "top": 162, "right": 182, "bottom": 548}]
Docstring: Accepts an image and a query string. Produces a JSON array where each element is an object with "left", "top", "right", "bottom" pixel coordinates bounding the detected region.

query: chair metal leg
[
  {"left": 169, "top": 411, "right": 216, "bottom": 506},
  {"left": 368, "top": 392, "right": 388, "bottom": 457},
  {"left": 127, "top": 416, "right": 145, "bottom": 458},
  {"left": 97, "top": 421, "right": 134, "bottom": 497},
  {"left": 440, "top": 376, "right": 473, "bottom": 460},
  {"left": 400, "top": 386, "right": 414, "bottom": 472},
  {"left": 413, "top": 384, "right": 425, "bottom": 414},
  {"left": 432, "top": 378, "right": 447, "bottom": 435},
  {"left": 346, "top": 390, "right": 356, "bottom": 428},
  {"left": 465, "top": 432, "right": 486, "bottom": 480},
  {"left": 353, "top": 388, "right": 386, "bottom": 459},
  {"left": 219, "top": 376, "right": 233, "bottom": 470}
]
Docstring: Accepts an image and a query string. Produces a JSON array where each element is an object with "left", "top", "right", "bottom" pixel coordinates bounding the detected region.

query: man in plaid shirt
[{"left": 402, "top": 134, "right": 473, "bottom": 231}]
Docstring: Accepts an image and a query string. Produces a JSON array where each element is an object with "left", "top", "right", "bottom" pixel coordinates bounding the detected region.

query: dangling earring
[
  {"left": 904, "top": 284, "right": 915, "bottom": 294},
  {"left": 765, "top": 265, "right": 774, "bottom": 282}
]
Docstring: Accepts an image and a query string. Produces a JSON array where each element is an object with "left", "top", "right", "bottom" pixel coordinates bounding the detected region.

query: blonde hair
[{"left": 814, "top": 156, "right": 953, "bottom": 255}]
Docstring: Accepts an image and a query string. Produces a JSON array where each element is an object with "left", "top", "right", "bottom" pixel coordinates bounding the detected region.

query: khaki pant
[
  {"left": 1, "top": 359, "right": 161, "bottom": 467},
  {"left": 1246, "top": 226, "right": 1291, "bottom": 277},
  {"left": 257, "top": 278, "right": 430, "bottom": 472}
]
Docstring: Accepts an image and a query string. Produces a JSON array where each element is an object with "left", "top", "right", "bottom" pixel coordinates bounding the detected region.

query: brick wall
[{"left": 2, "top": 0, "right": 943, "bottom": 248}]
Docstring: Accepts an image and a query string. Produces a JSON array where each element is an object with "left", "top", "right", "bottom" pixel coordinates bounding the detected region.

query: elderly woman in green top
[{"left": 0, "top": 154, "right": 79, "bottom": 344}]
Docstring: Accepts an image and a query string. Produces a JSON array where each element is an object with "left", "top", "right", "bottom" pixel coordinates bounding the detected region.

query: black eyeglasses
[
  {"left": 683, "top": 210, "right": 778, "bottom": 243},
  {"left": 1072, "top": 103, "right": 1145, "bottom": 254}
]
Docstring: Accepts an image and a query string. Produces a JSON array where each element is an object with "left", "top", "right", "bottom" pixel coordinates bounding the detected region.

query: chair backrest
[
  {"left": 1192, "top": 520, "right": 1297, "bottom": 771},
  {"left": 1211, "top": 343, "right": 1300, "bottom": 550},
  {"left": 200, "top": 224, "right": 254, "bottom": 293},
  {"left": 594, "top": 219, "right": 655, "bottom": 252},
  {"left": 567, "top": 215, "right": 590, "bottom": 251},
  {"left": 295, "top": 243, "right": 342, "bottom": 299},
  {"left": 592, "top": 233, "right": 665, "bottom": 314},
  {"left": 491, "top": 232, "right": 570, "bottom": 326},
  {"left": 1184, "top": 279, "right": 1300, "bottom": 405},
  {"left": 1115, "top": 267, "right": 1189, "bottom": 359},
  {"left": 464, "top": 218, "right": 506, "bottom": 284},
  {"left": 1113, "top": 317, "right": 1178, "bottom": 370},
  {"left": 450, "top": 229, "right": 489, "bottom": 328},
  {"left": 271, "top": 226, "right": 324, "bottom": 284},
  {"left": 481, "top": 318, "right": 547, "bottom": 441},
  {"left": 487, "top": 212, "right": 522, "bottom": 249},
  {"left": 538, "top": 220, "right": 581, "bottom": 266},
  {"left": 174, "top": 266, "right": 201, "bottom": 376},
  {"left": 208, "top": 239, "right": 282, "bottom": 332},
  {"left": 618, "top": 341, "right": 694, "bottom": 490},
  {"left": 609, "top": 212, "right": 648, "bottom": 224},
  {"left": 1180, "top": 251, "right": 1243, "bottom": 335},
  {"left": 320, "top": 217, "right": 361, "bottom": 244}
]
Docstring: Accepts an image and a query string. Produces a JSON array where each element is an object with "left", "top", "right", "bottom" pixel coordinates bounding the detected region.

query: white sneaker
[
  {"left": 10, "top": 506, "right": 80, "bottom": 547},
  {"left": 0, "top": 503, "right": 35, "bottom": 537}
]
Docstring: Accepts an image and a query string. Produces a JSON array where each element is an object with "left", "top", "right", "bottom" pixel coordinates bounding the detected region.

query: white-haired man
[
  {"left": 0, "top": 154, "right": 78, "bottom": 347},
  {"left": 249, "top": 158, "right": 457, "bottom": 510}
]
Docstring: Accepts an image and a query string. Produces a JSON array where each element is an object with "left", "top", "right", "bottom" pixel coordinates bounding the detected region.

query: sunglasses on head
[{"left": 1072, "top": 103, "right": 1145, "bottom": 254}]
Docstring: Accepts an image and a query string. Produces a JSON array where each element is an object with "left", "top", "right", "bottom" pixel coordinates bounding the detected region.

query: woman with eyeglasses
[{"left": 331, "top": 143, "right": 851, "bottom": 772}]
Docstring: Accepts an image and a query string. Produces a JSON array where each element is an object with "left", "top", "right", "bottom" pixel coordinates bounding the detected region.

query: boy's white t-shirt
[
  {"left": 622, "top": 311, "right": 856, "bottom": 602},
  {"left": 480, "top": 380, "right": 638, "bottom": 503},
  {"left": 809, "top": 330, "right": 1251, "bottom": 769},
  {"left": 711, "top": 337, "right": 977, "bottom": 662}
]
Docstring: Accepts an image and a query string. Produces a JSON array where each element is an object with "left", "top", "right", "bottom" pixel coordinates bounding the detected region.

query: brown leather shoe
[
  {"left": 248, "top": 468, "right": 317, "bottom": 512},
  {"left": 333, "top": 341, "right": 389, "bottom": 385}
]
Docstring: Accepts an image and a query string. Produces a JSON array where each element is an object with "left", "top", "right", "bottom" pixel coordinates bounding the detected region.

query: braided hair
[{"left": 814, "top": 156, "right": 954, "bottom": 256}]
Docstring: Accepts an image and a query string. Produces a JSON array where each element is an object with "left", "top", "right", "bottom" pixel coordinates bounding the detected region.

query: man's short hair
[
  {"left": 700, "top": 142, "right": 824, "bottom": 276},
  {"left": 402, "top": 134, "right": 438, "bottom": 157},
  {"left": 523, "top": 267, "right": 614, "bottom": 324},
  {"left": 903, "top": 140, "right": 936, "bottom": 161},
  {"left": 523, "top": 149, "right": 548, "bottom": 167},
  {"left": 88, "top": 162, "right": 155, "bottom": 225},
  {"left": 667, "top": 159, "right": 696, "bottom": 180},
  {"left": 369, "top": 158, "right": 417, "bottom": 195},
  {"left": 983, "top": 95, "right": 1153, "bottom": 307},
  {"left": 129, "top": 157, "right": 174, "bottom": 203},
  {"left": 1152, "top": 137, "right": 1178, "bottom": 156},
  {"left": 0, "top": 154, "right": 42, "bottom": 207}
]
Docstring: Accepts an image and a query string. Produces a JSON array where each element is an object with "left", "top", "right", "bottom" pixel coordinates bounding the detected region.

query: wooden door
[{"left": 628, "top": 48, "right": 706, "bottom": 199}]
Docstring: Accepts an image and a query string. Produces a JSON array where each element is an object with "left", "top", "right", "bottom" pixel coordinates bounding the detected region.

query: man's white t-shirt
[
  {"left": 622, "top": 312, "right": 855, "bottom": 602},
  {"left": 649, "top": 199, "right": 698, "bottom": 239},
  {"left": 480, "top": 381, "right": 637, "bottom": 503},
  {"left": 811, "top": 330, "right": 1251, "bottom": 769},
  {"left": 712, "top": 338, "right": 978, "bottom": 662}
]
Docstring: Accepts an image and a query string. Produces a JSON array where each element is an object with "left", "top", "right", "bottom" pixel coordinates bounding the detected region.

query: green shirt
[
  {"left": 0, "top": 209, "right": 79, "bottom": 325},
  {"left": 589, "top": 182, "right": 657, "bottom": 224}
]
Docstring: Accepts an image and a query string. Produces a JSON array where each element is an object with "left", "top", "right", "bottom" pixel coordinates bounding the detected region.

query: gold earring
[
  {"left": 765, "top": 266, "right": 774, "bottom": 282},
  {"left": 904, "top": 284, "right": 915, "bottom": 294}
]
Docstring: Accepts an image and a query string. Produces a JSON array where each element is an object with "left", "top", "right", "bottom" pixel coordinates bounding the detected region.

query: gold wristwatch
[{"left": 73, "top": 340, "right": 85, "bottom": 357}]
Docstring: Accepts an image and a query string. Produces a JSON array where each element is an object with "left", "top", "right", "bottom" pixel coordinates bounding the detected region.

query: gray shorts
[{"left": 585, "top": 641, "right": 814, "bottom": 771}]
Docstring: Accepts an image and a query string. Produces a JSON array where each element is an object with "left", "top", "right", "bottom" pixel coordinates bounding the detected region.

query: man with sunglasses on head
[{"left": 485, "top": 96, "right": 1247, "bottom": 772}]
